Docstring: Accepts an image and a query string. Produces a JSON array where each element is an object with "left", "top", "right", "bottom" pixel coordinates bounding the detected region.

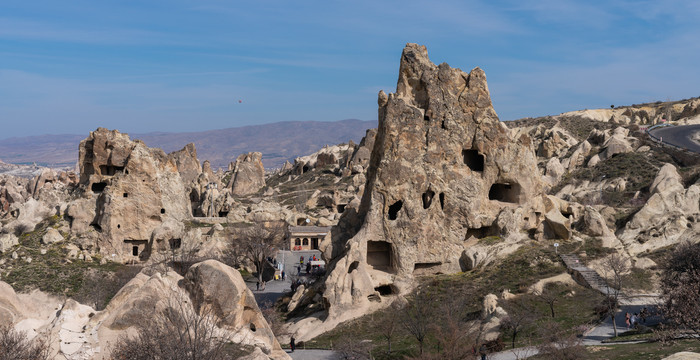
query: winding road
[{"left": 649, "top": 124, "right": 700, "bottom": 152}]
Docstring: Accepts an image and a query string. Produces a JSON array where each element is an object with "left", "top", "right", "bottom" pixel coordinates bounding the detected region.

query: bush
[{"left": 0, "top": 325, "right": 50, "bottom": 360}]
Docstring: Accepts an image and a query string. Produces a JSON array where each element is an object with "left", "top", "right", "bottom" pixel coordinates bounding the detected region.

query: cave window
[
  {"left": 295, "top": 238, "right": 301, "bottom": 246},
  {"left": 218, "top": 211, "right": 229, "bottom": 217},
  {"left": 462, "top": 149, "right": 485, "bottom": 172},
  {"left": 422, "top": 190, "right": 435, "bottom": 209},
  {"left": 91, "top": 182, "right": 107, "bottom": 193},
  {"left": 303, "top": 238, "right": 309, "bottom": 245},
  {"left": 387, "top": 200, "right": 403, "bottom": 220},
  {"left": 123, "top": 193, "right": 128, "bottom": 198},
  {"left": 367, "top": 240, "right": 392, "bottom": 269},
  {"left": 160, "top": 208, "right": 165, "bottom": 214},
  {"left": 413, "top": 262, "right": 442, "bottom": 275},
  {"left": 337, "top": 204, "right": 346, "bottom": 213},
  {"left": 424, "top": 115, "right": 430, "bottom": 121},
  {"left": 465, "top": 225, "right": 495, "bottom": 239},
  {"left": 441, "top": 120, "right": 447, "bottom": 129},
  {"left": 302, "top": 165, "right": 311, "bottom": 173},
  {"left": 439, "top": 193, "right": 445, "bottom": 210},
  {"left": 170, "top": 238, "right": 182, "bottom": 249},
  {"left": 132, "top": 246, "right": 139, "bottom": 256},
  {"left": 117, "top": 224, "right": 121, "bottom": 229},
  {"left": 374, "top": 285, "right": 394, "bottom": 296},
  {"left": 297, "top": 218, "right": 307, "bottom": 225},
  {"left": 249, "top": 323, "right": 256, "bottom": 332},
  {"left": 348, "top": 261, "right": 359, "bottom": 273},
  {"left": 99, "top": 165, "right": 125, "bottom": 176},
  {"left": 488, "top": 183, "right": 521, "bottom": 204}
]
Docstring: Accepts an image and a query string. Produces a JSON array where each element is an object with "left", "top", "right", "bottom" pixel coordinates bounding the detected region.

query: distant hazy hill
[{"left": 0, "top": 119, "right": 377, "bottom": 169}]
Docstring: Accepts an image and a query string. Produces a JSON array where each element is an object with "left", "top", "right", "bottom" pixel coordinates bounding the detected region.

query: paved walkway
[
  {"left": 287, "top": 349, "right": 339, "bottom": 360},
  {"left": 245, "top": 250, "right": 322, "bottom": 307}
]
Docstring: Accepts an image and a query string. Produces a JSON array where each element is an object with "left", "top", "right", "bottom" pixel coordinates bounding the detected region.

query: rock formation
[
  {"left": 229, "top": 152, "right": 266, "bottom": 196},
  {"left": 71, "top": 128, "right": 191, "bottom": 262},
  {"left": 289, "top": 43, "right": 544, "bottom": 340}
]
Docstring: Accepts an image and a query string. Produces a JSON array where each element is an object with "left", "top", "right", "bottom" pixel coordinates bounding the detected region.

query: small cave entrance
[
  {"left": 297, "top": 218, "right": 307, "bottom": 225},
  {"left": 99, "top": 165, "right": 125, "bottom": 176},
  {"left": 488, "top": 183, "right": 521, "bottom": 204},
  {"left": 337, "top": 204, "right": 346, "bottom": 213},
  {"left": 91, "top": 182, "right": 107, "bottom": 193},
  {"left": 302, "top": 165, "right": 311, "bottom": 173},
  {"left": 367, "top": 241, "right": 392, "bottom": 270},
  {"left": 413, "top": 262, "right": 443, "bottom": 276},
  {"left": 374, "top": 284, "right": 395, "bottom": 296},
  {"left": 123, "top": 193, "right": 128, "bottom": 198},
  {"left": 422, "top": 190, "right": 435, "bottom": 209},
  {"left": 124, "top": 240, "right": 149, "bottom": 261},
  {"left": 218, "top": 211, "right": 229, "bottom": 217},
  {"left": 387, "top": 200, "right": 403, "bottom": 220},
  {"left": 169, "top": 238, "right": 182, "bottom": 249},
  {"left": 462, "top": 149, "right": 485, "bottom": 172},
  {"left": 465, "top": 225, "right": 497, "bottom": 240},
  {"left": 439, "top": 192, "right": 445, "bottom": 210},
  {"left": 348, "top": 261, "right": 359, "bottom": 273}
]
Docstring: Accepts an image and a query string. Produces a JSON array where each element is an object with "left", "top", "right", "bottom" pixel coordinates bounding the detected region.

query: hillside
[{"left": 0, "top": 119, "right": 376, "bottom": 169}]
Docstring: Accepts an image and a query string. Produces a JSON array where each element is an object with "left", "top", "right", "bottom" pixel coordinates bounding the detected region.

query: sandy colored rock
[
  {"left": 292, "top": 44, "right": 544, "bottom": 341},
  {"left": 229, "top": 152, "right": 266, "bottom": 196},
  {"left": 41, "top": 228, "right": 64, "bottom": 245},
  {"left": 662, "top": 352, "right": 700, "bottom": 360}
]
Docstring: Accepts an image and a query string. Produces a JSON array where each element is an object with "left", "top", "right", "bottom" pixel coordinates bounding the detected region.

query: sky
[{"left": 1, "top": 0, "right": 699, "bottom": 140}]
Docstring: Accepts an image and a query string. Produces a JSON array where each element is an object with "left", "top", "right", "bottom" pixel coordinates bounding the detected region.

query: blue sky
[{"left": 1, "top": 0, "right": 699, "bottom": 139}]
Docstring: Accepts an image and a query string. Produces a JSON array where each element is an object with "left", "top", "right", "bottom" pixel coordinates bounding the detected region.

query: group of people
[
  {"left": 297, "top": 254, "right": 322, "bottom": 276},
  {"left": 625, "top": 307, "right": 650, "bottom": 328},
  {"left": 291, "top": 278, "right": 309, "bottom": 293}
]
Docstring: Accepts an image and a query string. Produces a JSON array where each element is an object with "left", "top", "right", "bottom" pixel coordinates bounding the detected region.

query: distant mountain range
[{"left": 0, "top": 119, "right": 377, "bottom": 169}]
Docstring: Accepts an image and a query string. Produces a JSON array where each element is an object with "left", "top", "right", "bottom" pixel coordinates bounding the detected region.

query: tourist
[
  {"left": 306, "top": 262, "right": 311, "bottom": 274},
  {"left": 479, "top": 343, "right": 487, "bottom": 360},
  {"left": 281, "top": 270, "right": 286, "bottom": 280},
  {"left": 290, "top": 336, "right": 296, "bottom": 352},
  {"left": 297, "top": 265, "right": 301, "bottom": 275},
  {"left": 625, "top": 312, "right": 631, "bottom": 328},
  {"left": 256, "top": 281, "right": 260, "bottom": 291},
  {"left": 641, "top": 307, "right": 648, "bottom": 323},
  {"left": 631, "top": 313, "right": 638, "bottom": 327},
  {"left": 300, "top": 256, "right": 304, "bottom": 265}
]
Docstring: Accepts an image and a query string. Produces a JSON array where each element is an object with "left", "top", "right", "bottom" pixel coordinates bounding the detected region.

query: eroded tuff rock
[
  {"left": 73, "top": 128, "right": 191, "bottom": 262},
  {"left": 289, "top": 43, "right": 545, "bottom": 340},
  {"left": 229, "top": 152, "right": 266, "bottom": 196},
  {"left": 619, "top": 163, "right": 700, "bottom": 255}
]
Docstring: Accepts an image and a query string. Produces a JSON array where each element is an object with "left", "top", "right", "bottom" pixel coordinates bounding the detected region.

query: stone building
[{"left": 288, "top": 226, "right": 331, "bottom": 251}]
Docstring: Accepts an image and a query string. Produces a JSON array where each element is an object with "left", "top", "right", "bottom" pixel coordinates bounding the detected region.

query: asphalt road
[{"left": 649, "top": 124, "right": 700, "bottom": 152}]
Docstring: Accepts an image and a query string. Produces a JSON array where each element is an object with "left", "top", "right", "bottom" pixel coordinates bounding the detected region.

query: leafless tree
[
  {"left": 535, "top": 320, "right": 584, "bottom": 360},
  {"left": 401, "top": 290, "right": 434, "bottom": 355},
  {"left": 501, "top": 298, "right": 535, "bottom": 349},
  {"left": 661, "top": 241, "right": 700, "bottom": 338},
  {"left": 335, "top": 338, "right": 374, "bottom": 360},
  {"left": 0, "top": 325, "right": 51, "bottom": 360},
  {"left": 372, "top": 302, "right": 400, "bottom": 355},
  {"left": 600, "top": 253, "right": 629, "bottom": 337},
  {"left": 538, "top": 284, "right": 560, "bottom": 318},
  {"left": 111, "top": 292, "right": 233, "bottom": 360},
  {"left": 229, "top": 222, "right": 285, "bottom": 289}
]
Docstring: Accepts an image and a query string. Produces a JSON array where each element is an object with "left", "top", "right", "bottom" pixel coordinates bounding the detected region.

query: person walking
[
  {"left": 479, "top": 343, "right": 487, "bottom": 360},
  {"left": 290, "top": 336, "right": 296, "bottom": 352},
  {"left": 256, "top": 281, "right": 260, "bottom": 291},
  {"left": 625, "top": 312, "right": 631, "bottom": 328},
  {"left": 281, "top": 270, "right": 286, "bottom": 280}
]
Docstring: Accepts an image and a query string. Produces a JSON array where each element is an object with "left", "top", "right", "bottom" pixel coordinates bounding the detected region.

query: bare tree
[
  {"left": 372, "top": 303, "right": 399, "bottom": 355},
  {"left": 231, "top": 222, "right": 285, "bottom": 289},
  {"left": 335, "top": 338, "right": 374, "bottom": 360},
  {"left": 661, "top": 241, "right": 700, "bottom": 338},
  {"left": 600, "top": 253, "right": 629, "bottom": 337},
  {"left": 536, "top": 320, "right": 584, "bottom": 360},
  {"left": 401, "top": 290, "right": 434, "bottom": 355},
  {"left": 0, "top": 325, "right": 51, "bottom": 360},
  {"left": 111, "top": 292, "right": 233, "bottom": 360},
  {"left": 501, "top": 298, "right": 535, "bottom": 349},
  {"left": 538, "top": 284, "right": 560, "bottom": 318}
]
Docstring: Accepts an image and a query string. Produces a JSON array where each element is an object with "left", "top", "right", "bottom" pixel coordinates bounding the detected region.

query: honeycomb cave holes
[
  {"left": 488, "top": 182, "right": 521, "bottom": 204},
  {"left": 387, "top": 200, "right": 403, "bottom": 220},
  {"left": 422, "top": 190, "right": 435, "bottom": 209},
  {"left": 462, "top": 149, "right": 485, "bottom": 172}
]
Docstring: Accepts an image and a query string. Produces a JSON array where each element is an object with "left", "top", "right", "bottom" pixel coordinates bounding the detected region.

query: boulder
[
  {"left": 41, "top": 228, "right": 64, "bottom": 245},
  {"left": 0, "top": 233, "right": 18, "bottom": 253}
]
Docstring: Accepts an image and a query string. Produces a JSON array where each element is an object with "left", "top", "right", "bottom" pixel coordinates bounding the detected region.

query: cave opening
[
  {"left": 388, "top": 200, "right": 403, "bottom": 220},
  {"left": 422, "top": 190, "right": 435, "bottom": 209},
  {"left": 462, "top": 149, "right": 485, "bottom": 172},
  {"left": 488, "top": 183, "right": 521, "bottom": 203}
]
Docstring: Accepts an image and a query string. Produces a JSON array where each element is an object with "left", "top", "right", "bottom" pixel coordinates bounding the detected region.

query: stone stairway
[{"left": 559, "top": 254, "right": 618, "bottom": 296}]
